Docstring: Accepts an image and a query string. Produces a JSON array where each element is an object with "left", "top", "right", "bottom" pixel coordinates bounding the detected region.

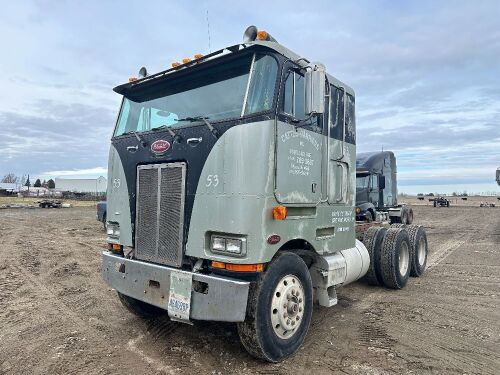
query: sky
[{"left": 0, "top": 0, "right": 499, "bottom": 195}]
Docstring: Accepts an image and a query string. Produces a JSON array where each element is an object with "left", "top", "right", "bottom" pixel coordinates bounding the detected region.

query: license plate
[{"left": 168, "top": 271, "right": 192, "bottom": 322}]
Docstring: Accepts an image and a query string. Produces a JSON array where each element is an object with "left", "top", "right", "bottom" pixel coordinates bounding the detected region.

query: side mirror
[
  {"left": 305, "top": 63, "right": 326, "bottom": 115},
  {"left": 379, "top": 175, "right": 386, "bottom": 190}
]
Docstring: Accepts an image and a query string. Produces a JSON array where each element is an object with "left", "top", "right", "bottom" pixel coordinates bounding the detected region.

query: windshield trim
[{"left": 112, "top": 48, "right": 281, "bottom": 138}]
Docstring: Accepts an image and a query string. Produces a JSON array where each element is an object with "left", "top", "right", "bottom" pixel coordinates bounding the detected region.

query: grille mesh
[
  {"left": 135, "top": 164, "right": 185, "bottom": 267},
  {"left": 136, "top": 168, "right": 158, "bottom": 262},
  {"left": 158, "top": 167, "right": 184, "bottom": 266}
]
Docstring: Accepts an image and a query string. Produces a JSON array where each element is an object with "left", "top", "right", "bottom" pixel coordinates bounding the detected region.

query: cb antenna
[{"left": 206, "top": 10, "right": 212, "bottom": 53}]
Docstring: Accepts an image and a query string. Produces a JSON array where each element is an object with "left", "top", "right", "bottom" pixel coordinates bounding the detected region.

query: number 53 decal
[{"left": 206, "top": 174, "right": 219, "bottom": 187}]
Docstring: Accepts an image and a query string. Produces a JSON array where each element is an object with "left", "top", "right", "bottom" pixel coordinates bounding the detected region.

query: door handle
[
  {"left": 127, "top": 145, "right": 139, "bottom": 153},
  {"left": 187, "top": 137, "right": 202, "bottom": 146}
]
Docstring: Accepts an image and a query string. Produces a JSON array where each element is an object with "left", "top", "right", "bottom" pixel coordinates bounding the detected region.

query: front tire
[
  {"left": 237, "top": 252, "right": 313, "bottom": 362},
  {"left": 117, "top": 292, "right": 168, "bottom": 319}
]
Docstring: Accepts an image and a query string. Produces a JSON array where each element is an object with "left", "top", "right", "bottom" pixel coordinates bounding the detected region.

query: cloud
[{"left": 0, "top": 0, "right": 499, "bottom": 193}]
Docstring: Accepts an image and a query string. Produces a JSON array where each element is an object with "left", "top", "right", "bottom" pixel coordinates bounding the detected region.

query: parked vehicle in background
[
  {"left": 38, "top": 199, "right": 62, "bottom": 208},
  {"left": 355, "top": 151, "right": 414, "bottom": 224},
  {"left": 431, "top": 196, "right": 450, "bottom": 207},
  {"left": 96, "top": 201, "right": 107, "bottom": 230},
  {"left": 496, "top": 167, "right": 500, "bottom": 186}
]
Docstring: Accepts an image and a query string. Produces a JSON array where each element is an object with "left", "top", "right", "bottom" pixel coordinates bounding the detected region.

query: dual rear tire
[{"left": 362, "top": 225, "right": 428, "bottom": 289}]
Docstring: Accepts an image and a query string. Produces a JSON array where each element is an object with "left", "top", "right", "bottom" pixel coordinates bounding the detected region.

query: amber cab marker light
[
  {"left": 273, "top": 205, "right": 287, "bottom": 220},
  {"left": 182, "top": 58, "right": 191, "bottom": 64},
  {"left": 171, "top": 62, "right": 181, "bottom": 68},
  {"left": 128, "top": 76, "right": 137, "bottom": 82},
  {"left": 256, "top": 30, "right": 269, "bottom": 40},
  {"left": 194, "top": 53, "right": 203, "bottom": 59},
  {"left": 225, "top": 263, "right": 264, "bottom": 272}
]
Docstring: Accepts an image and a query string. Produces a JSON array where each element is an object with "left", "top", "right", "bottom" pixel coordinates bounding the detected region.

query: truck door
[
  {"left": 327, "top": 85, "right": 355, "bottom": 204},
  {"left": 275, "top": 67, "right": 324, "bottom": 204}
]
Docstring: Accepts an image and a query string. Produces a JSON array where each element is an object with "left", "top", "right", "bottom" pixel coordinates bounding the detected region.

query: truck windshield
[
  {"left": 356, "top": 175, "right": 370, "bottom": 189},
  {"left": 114, "top": 53, "right": 278, "bottom": 136}
]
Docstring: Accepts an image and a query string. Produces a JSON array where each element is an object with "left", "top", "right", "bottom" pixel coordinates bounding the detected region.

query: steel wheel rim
[
  {"left": 417, "top": 237, "right": 426, "bottom": 266},
  {"left": 399, "top": 241, "right": 409, "bottom": 277},
  {"left": 270, "top": 274, "right": 305, "bottom": 339}
]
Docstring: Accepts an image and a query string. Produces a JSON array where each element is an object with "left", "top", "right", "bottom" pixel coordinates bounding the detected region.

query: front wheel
[{"left": 237, "top": 252, "right": 313, "bottom": 362}]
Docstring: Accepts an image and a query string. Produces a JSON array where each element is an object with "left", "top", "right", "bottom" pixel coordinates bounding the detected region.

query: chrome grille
[{"left": 135, "top": 163, "right": 186, "bottom": 267}]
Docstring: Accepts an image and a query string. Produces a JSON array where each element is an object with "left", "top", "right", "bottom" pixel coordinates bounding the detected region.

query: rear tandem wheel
[{"left": 379, "top": 227, "right": 411, "bottom": 289}]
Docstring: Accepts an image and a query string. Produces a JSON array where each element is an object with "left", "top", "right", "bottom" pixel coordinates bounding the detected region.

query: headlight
[
  {"left": 107, "top": 223, "right": 120, "bottom": 238},
  {"left": 225, "top": 239, "right": 243, "bottom": 254},
  {"left": 210, "top": 235, "right": 246, "bottom": 257},
  {"left": 212, "top": 237, "right": 226, "bottom": 252}
]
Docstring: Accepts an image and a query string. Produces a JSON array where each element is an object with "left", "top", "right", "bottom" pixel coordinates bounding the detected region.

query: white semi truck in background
[{"left": 101, "top": 26, "right": 429, "bottom": 362}]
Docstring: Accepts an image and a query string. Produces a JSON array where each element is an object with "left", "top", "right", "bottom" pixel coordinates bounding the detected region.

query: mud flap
[{"left": 168, "top": 270, "right": 193, "bottom": 323}]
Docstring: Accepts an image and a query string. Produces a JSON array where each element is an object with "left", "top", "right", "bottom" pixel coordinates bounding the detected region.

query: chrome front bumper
[{"left": 102, "top": 251, "right": 250, "bottom": 322}]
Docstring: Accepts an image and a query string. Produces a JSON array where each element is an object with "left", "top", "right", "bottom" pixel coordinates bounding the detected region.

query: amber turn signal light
[
  {"left": 107, "top": 243, "right": 123, "bottom": 252},
  {"left": 211, "top": 261, "right": 264, "bottom": 272},
  {"left": 273, "top": 205, "right": 287, "bottom": 220}
]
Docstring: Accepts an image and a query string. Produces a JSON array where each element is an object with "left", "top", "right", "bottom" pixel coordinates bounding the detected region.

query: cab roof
[{"left": 114, "top": 40, "right": 354, "bottom": 98}]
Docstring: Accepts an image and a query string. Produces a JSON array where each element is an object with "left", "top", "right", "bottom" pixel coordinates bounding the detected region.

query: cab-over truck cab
[{"left": 101, "top": 26, "right": 424, "bottom": 362}]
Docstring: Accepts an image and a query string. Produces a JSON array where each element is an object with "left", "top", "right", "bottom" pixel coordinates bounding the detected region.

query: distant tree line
[{"left": 1, "top": 173, "right": 55, "bottom": 189}]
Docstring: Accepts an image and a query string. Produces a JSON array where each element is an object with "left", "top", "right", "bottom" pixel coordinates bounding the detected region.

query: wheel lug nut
[
  {"left": 283, "top": 312, "right": 287, "bottom": 318},
  {"left": 299, "top": 298, "right": 302, "bottom": 303},
  {"left": 299, "top": 307, "right": 302, "bottom": 312},
  {"left": 291, "top": 290, "right": 295, "bottom": 296},
  {"left": 296, "top": 291, "right": 300, "bottom": 297},
  {"left": 287, "top": 319, "right": 291, "bottom": 325},
  {"left": 296, "top": 316, "right": 300, "bottom": 321},
  {"left": 291, "top": 320, "right": 295, "bottom": 325},
  {"left": 287, "top": 293, "right": 292, "bottom": 300}
]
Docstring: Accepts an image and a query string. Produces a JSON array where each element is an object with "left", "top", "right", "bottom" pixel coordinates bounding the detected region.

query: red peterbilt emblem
[{"left": 150, "top": 139, "right": 170, "bottom": 154}]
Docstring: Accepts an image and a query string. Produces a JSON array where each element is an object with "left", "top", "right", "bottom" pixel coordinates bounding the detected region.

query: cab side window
[
  {"left": 345, "top": 94, "right": 356, "bottom": 144},
  {"left": 329, "top": 86, "right": 356, "bottom": 144},
  {"left": 281, "top": 71, "right": 306, "bottom": 120},
  {"left": 329, "top": 85, "right": 344, "bottom": 141}
]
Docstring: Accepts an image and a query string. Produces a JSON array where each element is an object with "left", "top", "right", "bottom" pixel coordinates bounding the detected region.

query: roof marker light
[
  {"left": 257, "top": 30, "right": 269, "bottom": 40},
  {"left": 171, "top": 62, "right": 180, "bottom": 68},
  {"left": 182, "top": 58, "right": 191, "bottom": 64},
  {"left": 194, "top": 53, "right": 203, "bottom": 59}
]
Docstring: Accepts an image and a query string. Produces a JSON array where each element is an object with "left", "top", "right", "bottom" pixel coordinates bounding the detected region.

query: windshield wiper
[
  {"left": 151, "top": 125, "right": 182, "bottom": 142},
  {"left": 176, "top": 116, "right": 218, "bottom": 138},
  {"left": 121, "top": 130, "right": 147, "bottom": 147}
]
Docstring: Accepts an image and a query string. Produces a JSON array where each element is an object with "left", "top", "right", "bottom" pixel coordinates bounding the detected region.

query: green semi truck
[{"left": 102, "top": 26, "right": 429, "bottom": 362}]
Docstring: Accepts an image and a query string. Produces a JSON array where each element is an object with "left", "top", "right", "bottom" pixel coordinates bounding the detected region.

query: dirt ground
[{"left": 0, "top": 205, "right": 499, "bottom": 374}]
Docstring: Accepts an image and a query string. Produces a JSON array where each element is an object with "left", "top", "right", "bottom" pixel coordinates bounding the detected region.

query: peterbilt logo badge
[{"left": 150, "top": 139, "right": 170, "bottom": 154}]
